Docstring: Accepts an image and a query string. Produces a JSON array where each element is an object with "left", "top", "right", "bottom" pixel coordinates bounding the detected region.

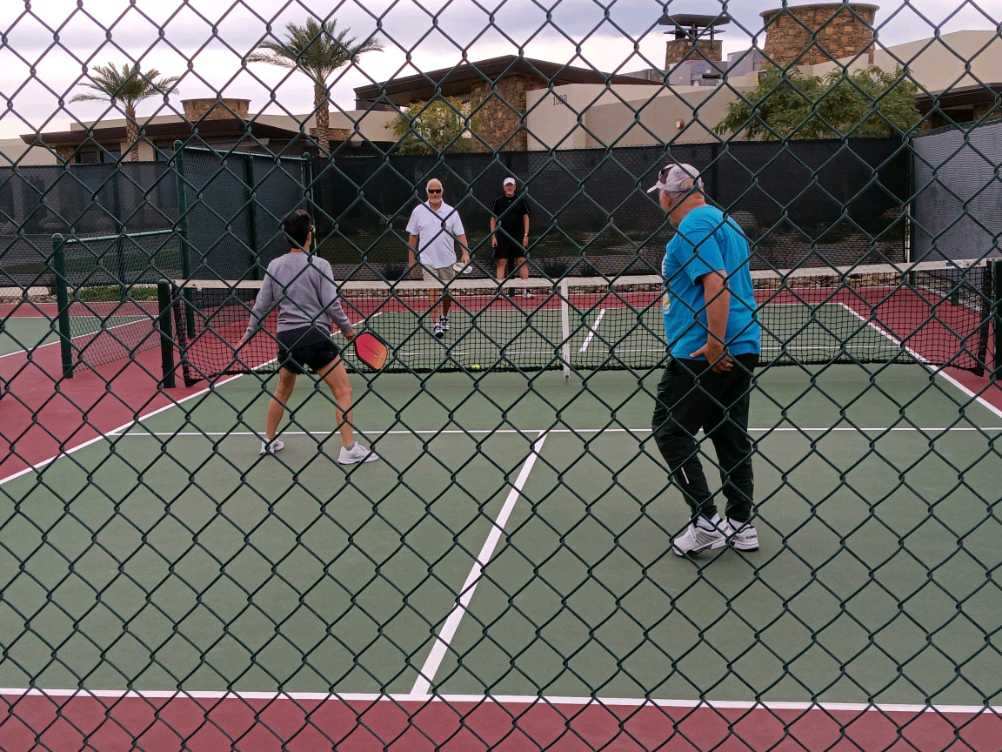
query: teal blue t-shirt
[{"left": 661, "top": 204, "right": 761, "bottom": 360}]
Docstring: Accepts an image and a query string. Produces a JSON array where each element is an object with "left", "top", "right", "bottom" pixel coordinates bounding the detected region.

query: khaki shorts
[{"left": 421, "top": 264, "right": 458, "bottom": 284}]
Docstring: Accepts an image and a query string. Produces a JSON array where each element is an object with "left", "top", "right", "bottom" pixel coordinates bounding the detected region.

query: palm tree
[
  {"left": 71, "top": 63, "right": 180, "bottom": 162},
  {"left": 249, "top": 18, "right": 382, "bottom": 156}
]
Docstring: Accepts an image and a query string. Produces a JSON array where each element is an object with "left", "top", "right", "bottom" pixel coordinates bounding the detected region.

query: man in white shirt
[{"left": 406, "top": 178, "right": 471, "bottom": 338}]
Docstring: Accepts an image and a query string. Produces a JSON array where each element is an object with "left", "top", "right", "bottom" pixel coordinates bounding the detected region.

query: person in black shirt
[{"left": 490, "top": 177, "right": 532, "bottom": 292}]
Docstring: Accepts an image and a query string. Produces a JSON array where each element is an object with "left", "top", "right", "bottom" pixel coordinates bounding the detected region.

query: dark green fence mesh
[
  {"left": 312, "top": 140, "right": 909, "bottom": 281},
  {"left": 175, "top": 146, "right": 309, "bottom": 280},
  {"left": 1, "top": 2, "right": 1002, "bottom": 750}
]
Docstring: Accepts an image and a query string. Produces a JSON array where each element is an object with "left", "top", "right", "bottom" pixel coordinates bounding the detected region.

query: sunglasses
[{"left": 427, "top": 188, "right": 442, "bottom": 194}]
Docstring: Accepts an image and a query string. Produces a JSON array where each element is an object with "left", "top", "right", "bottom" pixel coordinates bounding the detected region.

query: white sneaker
[
  {"left": 259, "top": 438, "right": 285, "bottom": 455},
  {"left": 337, "top": 442, "right": 380, "bottom": 465},
  {"left": 672, "top": 514, "right": 726, "bottom": 557},
  {"left": 722, "top": 518, "right": 760, "bottom": 552},
  {"left": 433, "top": 322, "right": 445, "bottom": 339},
  {"left": 439, "top": 315, "right": 450, "bottom": 332}
]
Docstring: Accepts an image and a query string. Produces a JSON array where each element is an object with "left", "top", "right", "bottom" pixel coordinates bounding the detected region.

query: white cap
[
  {"left": 647, "top": 163, "right": 703, "bottom": 194},
  {"left": 503, "top": 176, "right": 516, "bottom": 186}
]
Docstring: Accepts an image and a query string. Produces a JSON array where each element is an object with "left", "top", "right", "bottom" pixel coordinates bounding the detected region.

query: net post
[
  {"left": 559, "top": 278, "right": 572, "bottom": 379},
  {"left": 992, "top": 259, "right": 1002, "bottom": 382},
  {"left": 243, "top": 154, "right": 261, "bottom": 280},
  {"left": 51, "top": 233, "right": 74, "bottom": 379},
  {"left": 157, "top": 279, "right": 176, "bottom": 388}
]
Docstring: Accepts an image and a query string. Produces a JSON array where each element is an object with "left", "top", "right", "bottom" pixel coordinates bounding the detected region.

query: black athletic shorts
[
  {"left": 276, "top": 326, "right": 340, "bottom": 375},
  {"left": 493, "top": 236, "right": 526, "bottom": 262}
]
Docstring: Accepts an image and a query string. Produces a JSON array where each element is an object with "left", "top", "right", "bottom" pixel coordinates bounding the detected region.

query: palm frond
[
  {"left": 245, "top": 50, "right": 301, "bottom": 72},
  {"left": 248, "top": 17, "right": 381, "bottom": 82},
  {"left": 69, "top": 92, "right": 112, "bottom": 104},
  {"left": 71, "top": 62, "right": 179, "bottom": 107}
]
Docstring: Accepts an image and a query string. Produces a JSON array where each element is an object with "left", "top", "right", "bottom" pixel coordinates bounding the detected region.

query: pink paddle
[{"left": 354, "top": 331, "right": 389, "bottom": 370}]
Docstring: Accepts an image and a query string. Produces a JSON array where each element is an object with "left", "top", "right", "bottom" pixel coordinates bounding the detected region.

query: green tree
[
  {"left": 391, "top": 98, "right": 476, "bottom": 155},
  {"left": 71, "top": 63, "right": 180, "bottom": 161},
  {"left": 248, "top": 18, "right": 382, "bottom": 156},
  {"left": 715, "top": 66, "right": 921, "bottom": 140}
]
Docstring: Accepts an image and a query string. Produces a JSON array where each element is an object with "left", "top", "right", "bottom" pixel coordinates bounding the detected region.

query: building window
[
  {"left": 75, "top": 146, "right": 121, "bottom": 164},
  {"left": 76, "top": 148, "right": 100, "bottom": 164}
]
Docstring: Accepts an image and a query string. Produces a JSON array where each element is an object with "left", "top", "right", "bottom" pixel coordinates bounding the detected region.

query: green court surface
[
  {"left": 1, "top": 366, "right": 1000, "bottom": 706},
  {"left": 0, "top": 317, "right": 58, "bottom": 357},
  {"left": 0, "top": 315, "right": 148, "bottom": 357}
]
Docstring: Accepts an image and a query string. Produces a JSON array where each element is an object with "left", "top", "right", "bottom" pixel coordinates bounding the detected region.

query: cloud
[{"left": 2, "top": 0, "right": 1001, "bottom": 138}]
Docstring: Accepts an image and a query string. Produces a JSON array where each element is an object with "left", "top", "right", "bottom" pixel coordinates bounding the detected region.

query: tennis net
[
  {"left": 161, "top": 259, "right": 999, "bottom": 387},
  {"left": 52, "top": 230, "right": 183, "bottom": 378}
]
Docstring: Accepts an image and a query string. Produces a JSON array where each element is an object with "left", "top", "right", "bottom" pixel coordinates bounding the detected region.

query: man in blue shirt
[{"left": 648, "top": 164, "right": 762, "bottom": 556}]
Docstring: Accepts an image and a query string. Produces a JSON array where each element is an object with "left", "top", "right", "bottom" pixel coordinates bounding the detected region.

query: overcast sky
[{"left": 1, "top": 0, "right": 1000, "bottom": 139}]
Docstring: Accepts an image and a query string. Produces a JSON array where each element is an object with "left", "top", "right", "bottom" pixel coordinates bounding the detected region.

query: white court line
[
  {"left": 0, "top": 375, "right": 243, "bottom": 486},
  {"left": 0, "top": 687, "right": 998, "bottom": 715},
  {"left": 410, "top": 431, "right": 548, "bottom": 697},
  {"left": 837, "top": 302, "right": 1002, "bottom": 421},
  {"left": 113, "top": 426, "right": 1002, "bottom": 439},
  {"left": 579, "top": 308, "right": 605, "bottom": 353}
]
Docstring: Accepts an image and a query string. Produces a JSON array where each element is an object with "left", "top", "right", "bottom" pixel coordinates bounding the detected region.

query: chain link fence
[
  {"left": 313, "top": 139, "right": 909, "bottom": 280},
  {"left": 1, "top": 1, "right": 1002, "bottom": 750}
]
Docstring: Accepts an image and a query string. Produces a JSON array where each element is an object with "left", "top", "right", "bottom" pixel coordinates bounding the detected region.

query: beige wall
[
  {"left": 0, "top": 139, "right": 57, "bottom": 166},
  {"left": 525, "top": 83, "right": 665, "bottom": 150},
  {"left": 808, "top": 30, "right": 1002, "bottom": 94},
  {"left": 583, "top": 80, "right": 759, "bottom": 148},
  {"left": 130, "top": 140, "right": 156, "bottom": 161},
  {"left": 254, "top": 110, "right": 398, "bottom": 143},
  {"left": 525, "top": 76, "right": 758, "bottom": 150}
]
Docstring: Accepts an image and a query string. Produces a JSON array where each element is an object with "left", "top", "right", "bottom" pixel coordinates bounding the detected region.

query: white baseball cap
[
  {"left": 647, "top": 163, "right": 704, "bottom": 194},
  {"left": 503, "top": 176, "right": 516, "bottom": 186}
]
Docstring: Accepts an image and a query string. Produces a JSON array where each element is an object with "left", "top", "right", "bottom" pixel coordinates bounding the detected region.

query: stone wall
[
  {"left": 468, "top": 75, "right": 534, "bottom": 152},
  {"left": 665, "top": 39, "right": 723, "bottom": 67},
  {"left": 762, "top": 3, "right": 877, "bottom": 67},
  {"left": 310, "top": 126, "right": 352, "bottom": 144},
  {"left": 182, "top": 98, "right": 251, "bottom": 122}
]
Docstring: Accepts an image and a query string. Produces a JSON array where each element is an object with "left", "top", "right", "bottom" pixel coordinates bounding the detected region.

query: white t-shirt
[{"left": 406, "top": 201, "right": 466, "bottom": 269}]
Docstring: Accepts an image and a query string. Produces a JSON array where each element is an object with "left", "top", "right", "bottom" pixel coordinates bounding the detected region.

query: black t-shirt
[{"left": 492, "top": 195, "right": 531, "bottom": 237}]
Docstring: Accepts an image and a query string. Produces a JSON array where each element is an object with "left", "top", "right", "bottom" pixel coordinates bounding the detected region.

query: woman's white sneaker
[
  {"left": 337, "top": 442, "right": 379, "bottom": 465},
  {"left": 259, "top": 438, "right": 285, "bottom": 456}
]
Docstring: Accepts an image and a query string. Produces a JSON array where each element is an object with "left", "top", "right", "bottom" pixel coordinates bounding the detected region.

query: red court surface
[{"left": 1, "top": 691, "right": 1000, "bottom": 751}]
